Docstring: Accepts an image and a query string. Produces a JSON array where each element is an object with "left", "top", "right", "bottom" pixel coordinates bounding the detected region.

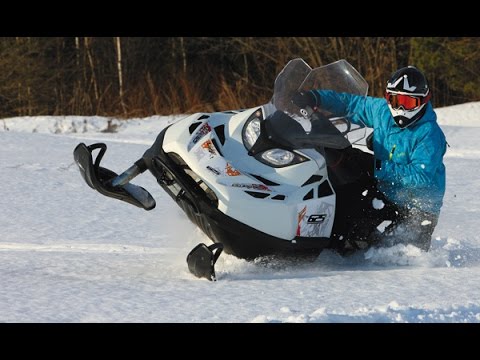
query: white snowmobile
[{"left": 74, "top": 58, "right": 384, "bottom": 280}]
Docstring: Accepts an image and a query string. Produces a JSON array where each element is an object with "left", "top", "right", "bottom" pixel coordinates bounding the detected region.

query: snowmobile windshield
[{"left": 266, "top": 58, "right": 369, "bottom": 150}]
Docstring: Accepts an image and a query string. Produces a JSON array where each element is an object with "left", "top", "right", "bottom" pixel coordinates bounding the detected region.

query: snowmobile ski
[{"left": 73, "top": 143, "right": 156, "bottom": 210}]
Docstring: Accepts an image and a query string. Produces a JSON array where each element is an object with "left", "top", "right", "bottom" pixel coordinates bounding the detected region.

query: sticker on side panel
[
  {"left": 231, "top": 183, "right": 272, "bottom": 191},
  {"left": 296, "top": 201, "right": 334, "bottom": 238},
  {"left": 201, "top": 139, "right": 218, "bottom": 156},
  {"left": 225, "top": 162, "right": 241, "bottom": 176},
  {"left": 206, "top": 165, "right": 222, "bottom": 176},
  {"left": 192, "top": 139, "right": 218, "bottom": 162},
  {"left": 307, "top": 214, "right": 326, "bottom": 223},
  {"left": 296, "top": 206, "right": 307, "bottom": 236},
  {"left": 188, "top": 123, "right": 212, "bottom": 151}
]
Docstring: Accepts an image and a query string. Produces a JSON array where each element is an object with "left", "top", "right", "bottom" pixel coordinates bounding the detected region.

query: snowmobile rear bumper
[{"left": 143, "top": 128, "right": 332, "bottom": 260}]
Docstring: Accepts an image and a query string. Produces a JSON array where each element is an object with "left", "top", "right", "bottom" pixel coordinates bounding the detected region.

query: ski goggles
[{"left": 385, "top": 91, "right": 430, "bottom": 110}]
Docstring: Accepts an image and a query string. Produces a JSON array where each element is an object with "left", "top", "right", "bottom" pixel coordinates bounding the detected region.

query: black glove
[{"left": 292, "top": 90, "right": 318, "bottom": 109}]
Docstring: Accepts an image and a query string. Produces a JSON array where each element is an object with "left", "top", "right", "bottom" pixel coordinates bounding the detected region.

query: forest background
[{"left": 1, "top": 37, "right": 478, "bottom": 118}]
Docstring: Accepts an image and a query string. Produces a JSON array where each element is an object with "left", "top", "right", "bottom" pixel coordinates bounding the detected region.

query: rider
[{"left": 292, "top": 66, "right": 447, "bottom": 251}]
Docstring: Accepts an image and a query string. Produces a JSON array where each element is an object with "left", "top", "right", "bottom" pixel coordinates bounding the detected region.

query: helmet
[{"left": 385, "top": 66, "right": 431, "bottom": 128}]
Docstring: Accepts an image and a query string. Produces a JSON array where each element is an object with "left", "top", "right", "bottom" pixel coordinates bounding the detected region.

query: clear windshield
[{"left": 266, "top": 58, "right": 369, "bottom": 149}]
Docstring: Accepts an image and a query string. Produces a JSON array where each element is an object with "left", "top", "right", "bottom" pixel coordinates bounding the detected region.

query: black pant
[
  {"left": 375, "top": 207, "right": 438, "bottom": 251},
  {"left": 328, "top": 147, "right": 438, "bottom": 252},
  {"left": 328, "top": 147, "right": 388, "bottom": 250}
]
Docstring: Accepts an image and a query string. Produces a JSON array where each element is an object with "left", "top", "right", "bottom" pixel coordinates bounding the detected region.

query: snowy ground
[{"left": 1, "top": 103, "right": 480, "bottom": 323}]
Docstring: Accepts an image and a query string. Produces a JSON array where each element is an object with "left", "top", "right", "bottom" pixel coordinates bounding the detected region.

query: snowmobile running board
[{"left": 73, "top": 143, "right": 156, "bottom": 210}]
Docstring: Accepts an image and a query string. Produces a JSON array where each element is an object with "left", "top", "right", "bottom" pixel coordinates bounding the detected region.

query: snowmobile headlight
[
  {"left": 258, "top": 149, "right": 308, "bottom": 168},
  {"left": 242, "top": 108, "right": 309, "bottom": 168},
  {"left": 242, "top": 116, "right": 262, "bottom": 150},
  {"left": 261, "top": 149, "right": 294, "bottom": 165}
]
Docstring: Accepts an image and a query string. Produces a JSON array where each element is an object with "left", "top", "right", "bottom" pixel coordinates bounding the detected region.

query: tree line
[{"left": 0, "top": 37, "right": 478, "bottom": 118}]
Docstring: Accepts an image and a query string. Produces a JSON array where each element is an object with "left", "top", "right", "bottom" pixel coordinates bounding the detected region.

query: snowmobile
[{"left": 74, "top": 58, "right": 383, "bottom": 281}]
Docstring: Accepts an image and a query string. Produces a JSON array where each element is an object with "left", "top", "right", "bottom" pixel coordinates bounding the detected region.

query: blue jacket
[{"left": 314, "top": 90, "right": 447, "bottom": 215}]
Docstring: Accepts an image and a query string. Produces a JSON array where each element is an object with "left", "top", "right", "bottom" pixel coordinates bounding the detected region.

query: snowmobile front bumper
[{"left": 143, "top": 128, "right": 332, "bottom": 260}]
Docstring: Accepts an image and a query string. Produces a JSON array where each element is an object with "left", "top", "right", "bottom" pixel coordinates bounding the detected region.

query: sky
[{"left": 1, "top": 102, "right": 480, "bottom": 323}]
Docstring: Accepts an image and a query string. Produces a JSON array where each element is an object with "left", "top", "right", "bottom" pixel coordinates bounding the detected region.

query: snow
[{"left": 1, "top": 102, "right": 480, "bottom": 323}]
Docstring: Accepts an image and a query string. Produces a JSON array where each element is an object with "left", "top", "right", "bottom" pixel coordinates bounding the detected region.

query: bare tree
[
  {"left": 84, "top": 37, "right": 99, "bottom": 102},
  {"left": 115, "top": 37, "right": 127, "bottom": 116}
]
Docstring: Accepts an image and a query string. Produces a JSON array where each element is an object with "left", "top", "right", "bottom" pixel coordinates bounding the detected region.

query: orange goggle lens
[{"left": 385, "top": 92, "right": 429, "bottom": 110}]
